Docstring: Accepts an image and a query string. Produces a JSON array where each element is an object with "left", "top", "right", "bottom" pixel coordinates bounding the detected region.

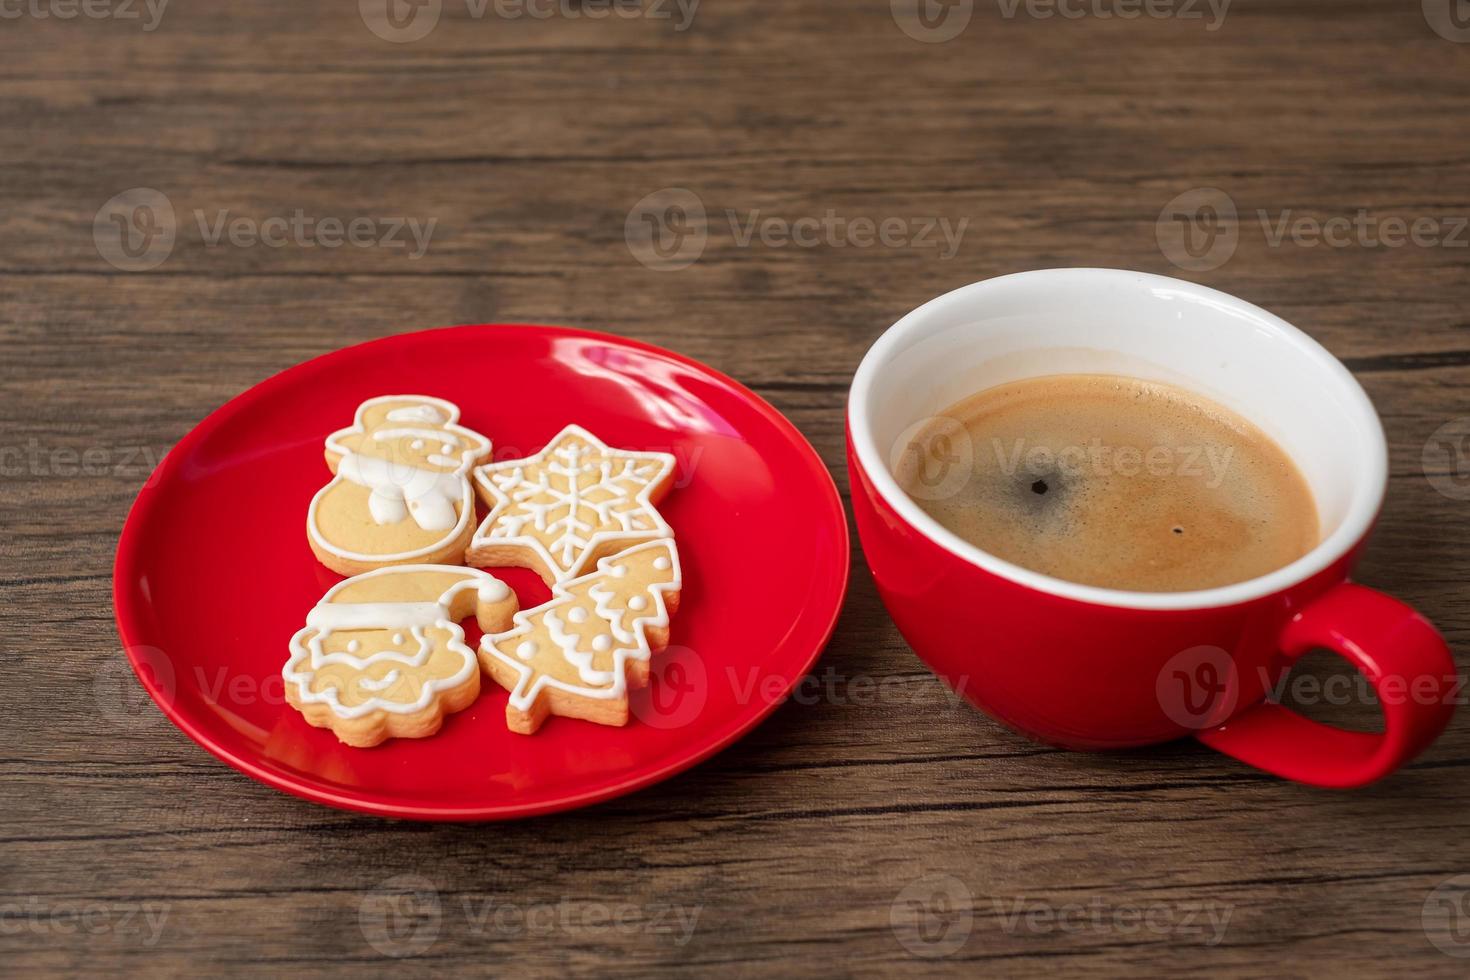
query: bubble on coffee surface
[
  {"left": 894, "top": 375, "right": 1319, "bottom": 592},
  {"left": 1015, "top": 463, "right": 1070, "bottom": 511}
]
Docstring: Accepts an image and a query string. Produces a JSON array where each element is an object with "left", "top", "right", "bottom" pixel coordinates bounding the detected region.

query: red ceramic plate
[{"left": 114, "top": 325, "right": 848, "bottom": 820}]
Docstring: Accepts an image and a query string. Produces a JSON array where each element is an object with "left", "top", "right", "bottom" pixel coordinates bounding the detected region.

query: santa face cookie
[
  {"left": 307, "top": 396, "right": 492, "bottom": 576},
  {"left": 467, "top": 424, "right": 676, "bottom": 585},
  {"left": 480, "top": 539, "right": 682, "bottom": 734},
  {"left": 284, "top": 565, "right": 517, "bottom": 747}
]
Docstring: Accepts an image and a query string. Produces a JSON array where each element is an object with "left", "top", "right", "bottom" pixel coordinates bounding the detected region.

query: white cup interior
[{"left": 849, "top": 269, "right": 1387, "bottom": 610}]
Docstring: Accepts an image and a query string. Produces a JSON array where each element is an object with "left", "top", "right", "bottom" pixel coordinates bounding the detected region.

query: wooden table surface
[{"left": 4, "top": 0, "right": 1470, "bottom": 975}]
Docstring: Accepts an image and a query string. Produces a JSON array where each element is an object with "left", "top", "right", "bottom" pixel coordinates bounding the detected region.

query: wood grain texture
[{"left": 2, "top": 0, "right": 1470, "bottom": 975}]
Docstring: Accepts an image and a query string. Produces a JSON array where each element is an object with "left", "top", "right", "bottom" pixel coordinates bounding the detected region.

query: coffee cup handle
[{"left": 1194, "top": 583, "right": 1456, "bottom": 788}]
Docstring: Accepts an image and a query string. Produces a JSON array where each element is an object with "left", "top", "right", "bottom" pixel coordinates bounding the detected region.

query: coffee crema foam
[{"left": 895, "top": 374, "right": 1319, "bottom": 592}]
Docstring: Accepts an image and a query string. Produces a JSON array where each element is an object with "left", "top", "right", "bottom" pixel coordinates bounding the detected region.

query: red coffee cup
[{"left": 847, "top": 269, "right": 1456, "bottom": 787}]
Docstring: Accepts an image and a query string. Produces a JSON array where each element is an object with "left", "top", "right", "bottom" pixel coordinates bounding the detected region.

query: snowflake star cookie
[
  {"left": 284, "top": 565, "right": 518, "bottom": 747},
  {"left": 480, "top": 539, "right": 682, "bottom": 734},
  {"left": 307, "top": 395, "right": 492, "bottom": 576},
  {"left": 466, "top": 424, "right": 677, "bottom": 585}
]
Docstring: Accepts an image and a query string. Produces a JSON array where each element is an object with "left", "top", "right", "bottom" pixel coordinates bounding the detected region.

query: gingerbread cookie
[
  {"left": 284, "top": 565, "right": 517, "bottom": 747},
  {"left": 466, "top": 424, "right": 676, "bottom": 585},
  {"left": 480, "top": 539, "right": 682, "bottom": 734},
  {"left": 307, "top": 396, "right": 492, "bottom": 575}
]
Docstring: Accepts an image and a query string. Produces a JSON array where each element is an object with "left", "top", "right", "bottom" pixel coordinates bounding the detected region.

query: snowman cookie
[
  {"left": 466, "top": 424, "right": 676, "bottom": 585},
  {"left": 307, "top": 395, "right": 492, "bottom": 576},
  {"left": 480, "top": 539, "right": 682, "bottom": 734},
  {"left": 284, "top": 565, "right": 518, "bottom": 747}
]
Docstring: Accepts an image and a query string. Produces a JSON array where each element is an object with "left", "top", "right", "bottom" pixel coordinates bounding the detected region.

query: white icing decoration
[
  {"left": 628, "top": 596, "right": 647, "bottom": 611},
  {"left": 307, "top": 396, "right": 490, "bottom": 564},
  {"left": 412, "top": 439, "right": 425, "bottom": 451},
  {"left": 358, "top": 670, "right": 402, "bottom": 693},
  {"left": 313, "top": 627, "right": 434, "bottom": 671},
  {"left": 480, "top": 539, "right": 683, "bottom": 710},
  {"left": 374, "top": 427, "right": 461, "bottom": 447},
  {"left": 478, "top": 579, "right": 511, "bottom": 603},
  {"left": 470, "top": 424, "right": 675, "bottom": 583},
  {"left": 592, "top": 634, "right": 612, "bottom": 653},
  {"left": 386, "top": 405, "right": 447, "bottom": 424},
  {"left": 307, "top": 601, "right": 446, "bottom": 632},
  {"left": 337, "top": 452, "right": 463, "bottom": 532},
  {"left": 516, "top": 641, "right": 537, "bottom": 660},
  {"left": 284, "top": 565, "right": 512, "bottom": 720},
  {"left": 546, "top": 606, "right": 616, "bottom": 686},
  {"left": 567, "top": 607, "right": 587, "bottom": 624}
]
